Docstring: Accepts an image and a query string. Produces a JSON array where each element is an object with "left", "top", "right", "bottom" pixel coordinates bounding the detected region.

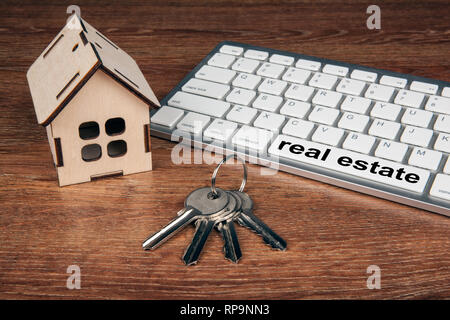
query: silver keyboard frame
[{"left": 150, "top": 41, "right": 450, "bottom": 217}]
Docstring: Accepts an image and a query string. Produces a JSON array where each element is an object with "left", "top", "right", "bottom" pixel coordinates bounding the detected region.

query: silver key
[
  {"left": 142, "top": 187, "right": 230, "bottom": 250},
  {"left": 235, "top": 191, "right": 287, "bottom": 251},
  {"left": 216, "top": 191, "right": 243, "bottom": 263},
  {"left": 183, "top": 189, "right": 238, "bottom": 265}
]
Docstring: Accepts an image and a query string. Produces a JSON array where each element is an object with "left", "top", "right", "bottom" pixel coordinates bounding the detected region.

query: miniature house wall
[{"left": 27, "top": 14, "right": 160, "bottom": 186}]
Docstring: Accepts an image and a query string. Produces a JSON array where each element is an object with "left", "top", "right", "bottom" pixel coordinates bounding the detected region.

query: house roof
[{"left": 27, "top": 14, "right": 160, "bottom": 126}]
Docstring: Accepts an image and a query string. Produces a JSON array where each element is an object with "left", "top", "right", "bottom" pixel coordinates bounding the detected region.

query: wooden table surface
[{"left": 1, "top": 0, "right": 449, "bottom": 299}]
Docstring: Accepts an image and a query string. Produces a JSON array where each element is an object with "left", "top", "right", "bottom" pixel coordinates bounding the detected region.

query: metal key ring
[{"left": 211, "top": 154, "right": 247, "bottom": 197}]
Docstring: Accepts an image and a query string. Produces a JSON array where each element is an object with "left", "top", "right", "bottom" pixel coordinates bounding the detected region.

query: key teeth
[
  {"left": 237, "top": 218, "right": 287, "bottom": 251},
  {"left": 183, "top": 258, "right": 199, "bottom": 266},
  {"left": 223, "top": 245, "right": 242, "bottom": 263},
  {"left": 262, "top": 238, "right": 287, "bottom": 251}
]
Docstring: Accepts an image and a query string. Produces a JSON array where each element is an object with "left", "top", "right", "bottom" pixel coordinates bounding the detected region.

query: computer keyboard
[{"left": 150, "top": 41, "right": 450, "bottom": 217}]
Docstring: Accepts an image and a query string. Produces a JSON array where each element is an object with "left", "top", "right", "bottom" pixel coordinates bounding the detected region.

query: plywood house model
[{"left": 27, "top": 14, "right": 160, "bottom": 186}]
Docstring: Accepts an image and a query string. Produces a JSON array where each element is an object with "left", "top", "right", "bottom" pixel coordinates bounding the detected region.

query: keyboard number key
[
  {"left": 336, "top": 78, "right": 366, "bottom": 96},
  {"left": 394, "top": 89, "right": 425, "bottom": 108},
  {"left": 365, "top": 83, "right": 395, "bottom": 102},
  {"left": 208, "top": 53, "right": 235, "bottom": 68}
]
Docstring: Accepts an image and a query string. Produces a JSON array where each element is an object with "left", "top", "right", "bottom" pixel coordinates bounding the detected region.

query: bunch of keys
[{"left": 142, "top": 155, "right": 287, "bottom": 265}]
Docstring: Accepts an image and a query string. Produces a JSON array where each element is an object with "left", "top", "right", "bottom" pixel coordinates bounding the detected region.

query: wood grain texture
[{"left": 0, "top": 0, "right": 449, "bottom": 299}]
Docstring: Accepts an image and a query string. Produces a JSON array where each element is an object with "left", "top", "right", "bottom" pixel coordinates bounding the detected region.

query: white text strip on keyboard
[
  {"left": 168, "top": 91, "right": 230, "bottom": 118},
  {"left": 268, "top": 135, "right": 430, "bottom": 193}
]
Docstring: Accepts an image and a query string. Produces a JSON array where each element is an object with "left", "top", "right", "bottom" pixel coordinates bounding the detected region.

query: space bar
[
  {"left": 168, "top": 91, "right": 231, "bottom": 117},
  {"left": 268, "top": 135, "right": 430, "bottom": 193}
]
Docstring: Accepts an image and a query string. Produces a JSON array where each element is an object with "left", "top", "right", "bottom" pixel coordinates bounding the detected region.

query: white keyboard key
[
  {"left": 182, "top": 78, "right": 230, "bottom": 99},
  {"left": 196, "top": 65, "right": 236, "bottom": 84},
  {"left": 269, "top": 135, "right": 430, "bottom": 193},
  {"left": 252, "top": 93, "right": 283, "bottom": 112},
  {"left": 258, "top": 78, "right": 288, "bottom": 95},
  {"left": 408, "top": 147, "right": 442, "bottom": 171},
  {"left": 208, "top": 53, "right": 235, "bottom": 68},
  {"left": 401, "top": 108, "right": 433, "bottom": 128},
  {"left": 284, "top": 84, "right": 315, "bottom": 102},
  {"left": 350, "top": 69, "right": 377, "bottom": 82},
  {"left": 342, "top": 132, "right": 375, "bottom": 154},
  {"left": 232, "top": 125, "right": 274, "bottom": 152},
  {"left": 308, "top": 106, "right": 340, "bottom": 125},
  {"left": 323, "top": 64, "right": 349, "bottom": 77},
  {"left": 309, "top": 73, "right": 338, "bottom": 90},
  {"left": 341, "top": 96, "right": 372, "bottom": 114},
  {"left": 231, "top": 57, "right": 260, "bottom": 73},
  {"left": 434, "top": 114, "right": 450, "bottom": 133},
  {"left": 365, "top": 83, "right": 395, "bottom": 102},
  {"left": 442, "top": 87, "right": 450, "bottom": 98},
  {"left": 254, "top": 111, "right": 286, "bottom": 132},
  {"left": 282, "top": 67, "right": 311, "bottom": 84},
  {"left": 296, "top": 59, "right": 321, "bottom": 71},
  {"left": 380, "top": 75, "right": 407, "bottom": 88},
  {"left": 168, "top": 91, "right": 230, "bottom": 117},
  {"left": 444, "top": 158, "right": 450, "bottom": 174},
  {"left": 282, "top": 118, "right": 315, "bottom": 139},
  {"left": 429, "top": 174, "right": 450, "bottom": 201},
  {"left": 368, "top": 119, "right": 401, "bottom": 139},
  {"left": 256, "top": 62, "right": 285, "bottom": 78},
  {"left": 279, "top": 99, "right": 311, "bottom": 118},
  {"left": 311, "top": 125, "right": 344, "bottom": 146},
  {"left": 434, "top": 133, "right": 450, "bottom": 152},
  {"left": 232, "top": 73, "right": 261, "bottom": 90},
  {"left": 370, "top": 102, "right": 402, "bottom": 121},
  {"left": 425, "top": 95, "right": 450, "bottom": 115},
  {"left": 394, "top": 89, "right": 425, "bottom": 108},
  {"left": 375, "top": 139, "right": 408, "bottom": 162},
  {"left": 204, "top": 119, "right": 238, "bottom": 141},
  {"left": 220, "top": 45, "right": 243, "bottom": 56},
  {"left": 244, "top": 49, "right": 268, "bottom": 60},
  {"left": 270, "top": 54, "right": 295, "bottom": 66},
  {"left": 176, "top": 112, "right": 210, "bottom": 135},
  {"left": 226, "top": 87, "right": 256, "bottom": 106},
  {"left": 312, "top": 89, "right": 342, "bottom": 108},
  {"left": 338, "top": 112, "right": 370, "bottom": 132},
  {"left": 410, "top": 81, "right": 438, "bottom": 95},
  {"left": 400, "top": 126, "right": 433, "bottom": 147},
  {"left": 336, "top": 78, "right": 366, "bottom": 96},
  {"left": 151, "top": 106, "right": 184, "bottom": 129},
  {"left": 226, "top": 105, "right": 258, "bottom": 125}
]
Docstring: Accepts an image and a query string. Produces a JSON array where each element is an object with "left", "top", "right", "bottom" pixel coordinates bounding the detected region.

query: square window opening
[
  {"left": 81, "top": 144, "right": 102, "bottom": 162},
  {"left": 105, "top": 117, "right": 125, "bottom": 136},
  {"left": 107, "top": 140, "right": 127, "bottom": 158},
  {"left": 79, "top": 121, "right": 100, "bottom": 140}
]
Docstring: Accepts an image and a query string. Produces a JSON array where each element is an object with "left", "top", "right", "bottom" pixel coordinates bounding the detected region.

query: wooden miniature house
[{"left": 27, "top": 14, "right": 160, "bottom": 186}]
